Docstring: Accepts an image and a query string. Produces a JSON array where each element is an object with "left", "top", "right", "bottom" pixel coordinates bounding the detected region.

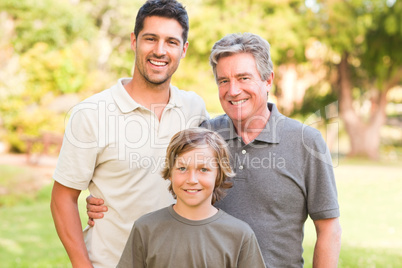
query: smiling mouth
[
  {"left": 230, "top": 99, "right": 247, "bottom": 105},
  {"left": 149, "top": 59, "right": 167, "bottom": 66},
  {"left": 184, "top": 189, "right": 201, "bottom": 193}
]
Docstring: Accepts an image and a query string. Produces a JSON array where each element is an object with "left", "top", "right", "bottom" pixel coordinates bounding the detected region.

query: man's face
[
  {"left": 131, "top": 16, "right": 188, "bottom": 86},
  {"left": 216, "top": 53, "right": 273, "bottom": 126}
]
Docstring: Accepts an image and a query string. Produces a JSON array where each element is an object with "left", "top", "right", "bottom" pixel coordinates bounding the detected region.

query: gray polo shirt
[{"left": 203, "top": 103, "right": 339, "bottom": 267}]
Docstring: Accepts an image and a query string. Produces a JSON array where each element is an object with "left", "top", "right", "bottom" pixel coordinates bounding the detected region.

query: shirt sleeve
[
  {"left": 237, "top": 232, "right": 266, "bottom": 268},
  {"left": 117, "top": 223, "right": 145, "bottom": 268},
  {"left": 53, "top": 102, "right": 99, "bottom": 190},
  {"left": 304, "top": 131, "right": 340, "bottom": 220}
]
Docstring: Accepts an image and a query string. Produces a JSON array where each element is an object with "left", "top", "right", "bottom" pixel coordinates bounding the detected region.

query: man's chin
[{"left": 145, "top": 76, "right": 170, "bottom": 86}]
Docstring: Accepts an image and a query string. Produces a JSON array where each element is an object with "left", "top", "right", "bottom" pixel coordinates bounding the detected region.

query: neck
[
  {"left": 233, "top": 109, "right": 270, "bottom": 144},
  {"left": 125, "top": 76, "right": 171, "bottom": 106},
  {"left": 124, "top": 74, "right": 171, "bottom": 120},
  {"left": 173, "top": 203, "right": 218, "bottom": 221}
]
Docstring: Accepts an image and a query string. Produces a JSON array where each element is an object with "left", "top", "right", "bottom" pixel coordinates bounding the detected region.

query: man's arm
[
  {"left": 86, "top": 195, "right": 108, "bottom": 227},
  {"left": 50, "top": 181, "right": 92, "bottom": 268},
  {"left": 312, "top": 217, "right": 342, "bottom": 268}
]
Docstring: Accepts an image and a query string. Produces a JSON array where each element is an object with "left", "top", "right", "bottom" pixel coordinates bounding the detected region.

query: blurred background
[{"left": 0, "top": 0, "right": 401, "bottom": 267}]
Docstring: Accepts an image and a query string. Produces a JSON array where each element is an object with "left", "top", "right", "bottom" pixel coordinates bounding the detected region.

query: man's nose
[
  {"left": 154, "top": 41, "right": 167, "bottom": 56},
  {"left": 228, "top": 81, "right": 241, "bottom": 96}
]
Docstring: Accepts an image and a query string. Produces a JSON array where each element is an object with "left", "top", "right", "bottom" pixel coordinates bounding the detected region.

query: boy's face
[
  {"left": 170, "top": 146, "right": 218, "bottom": 214},
  {"left": 131, "top": 16, "right": 189, "bottom": 86}
]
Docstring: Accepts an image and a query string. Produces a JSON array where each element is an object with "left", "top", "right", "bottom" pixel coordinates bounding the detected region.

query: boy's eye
[
  {"left": 200, "top": 168, "right": 208, "bottom": 172},
  {"left": 178, "top": 167, "right": 186, "bottom": 171}
]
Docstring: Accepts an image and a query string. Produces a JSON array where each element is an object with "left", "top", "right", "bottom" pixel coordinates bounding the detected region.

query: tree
[
  {"left": 0, "top": 0, "right": 98, "bottom": 152},
  {"left": 309, "top": 0, "right": 402, "bottom": 159}
]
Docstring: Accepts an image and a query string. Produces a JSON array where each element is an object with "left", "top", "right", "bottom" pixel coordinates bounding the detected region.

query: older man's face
[{"left": 216, "top": 53, "right": 272, "bottom": 126}]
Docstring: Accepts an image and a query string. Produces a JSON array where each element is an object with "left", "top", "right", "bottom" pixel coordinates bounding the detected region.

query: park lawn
[
  {"left": 1, "top": 160, "right": 402, "bottom": 267},
  {"left": 302, "top": 160, "right": 402, "bottom": 267},
  {"left": 0, "top": 167, "right": 88, "bottom": 268}
]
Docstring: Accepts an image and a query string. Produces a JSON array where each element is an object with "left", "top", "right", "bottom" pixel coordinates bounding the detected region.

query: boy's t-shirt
[{"left": 117, "top": 205, "right": 266, "bottom": 268}]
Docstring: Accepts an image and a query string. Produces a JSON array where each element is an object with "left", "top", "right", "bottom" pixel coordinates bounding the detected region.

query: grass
[
  {"left": 302, "top": 159, "right": 402, "bottom": 267},
  {"left": 0, "top": 165, "right": 38, "bottom": 206},
  {"left": 1, "top": 160, "right": 402, "bottom": 267},
  {"left": 0, "top": 165, "right": 88, "bottom": 267}
]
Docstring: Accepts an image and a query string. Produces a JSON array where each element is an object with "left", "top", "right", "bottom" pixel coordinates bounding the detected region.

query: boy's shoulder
[
  {"left": 218, "top": 210, "right": 254, "bottom": 234},
  {"left": 134, "top": 206, "right": 172, "bottom": 226}
]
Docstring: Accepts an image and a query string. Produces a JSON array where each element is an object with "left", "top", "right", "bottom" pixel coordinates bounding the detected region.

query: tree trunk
[{"left": 338, "top": 52, "right": 388, "bottom": 160}]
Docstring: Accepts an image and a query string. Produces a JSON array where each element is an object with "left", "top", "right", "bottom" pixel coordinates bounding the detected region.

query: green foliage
[
  {"left": 0, "top": 0, "right": 95, "bottom": 53},
  {"left": 309, "top": 0, "right": 402, "bottom": 91},
  {"left": 0, "top": 0, "right": 114, "bottom": 152},
  {"left": 361, "top": 0, "right": 402, "bottom": 88},
  {"left": 292, "top": 86, "right": 338, "bottom": 120},
  {"left": 20, "top": 40, "right": 94, "bottom": 97}
]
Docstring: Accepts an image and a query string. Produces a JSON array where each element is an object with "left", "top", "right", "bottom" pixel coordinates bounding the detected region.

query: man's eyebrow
[
  {"left": 217, "top": 72, "right": 253, "bottom": 81},
  {"left": 235, "top": 72, "right": 253, "bottom": 78},
  {"left": 141, "top": 33, "right": 182, "bottom": 43},
  {"left": 141, "top": 33, "right": 157, "bottom": 38}
]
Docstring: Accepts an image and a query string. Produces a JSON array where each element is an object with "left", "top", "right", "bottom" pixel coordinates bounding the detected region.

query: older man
[{"left": 203, "top": 32, "right": 341, "bottom": 267}]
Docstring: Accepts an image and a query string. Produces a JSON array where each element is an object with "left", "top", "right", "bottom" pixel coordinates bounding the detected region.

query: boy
[{"left": 117, "top": 128, "right": 265, "bottom": 267}]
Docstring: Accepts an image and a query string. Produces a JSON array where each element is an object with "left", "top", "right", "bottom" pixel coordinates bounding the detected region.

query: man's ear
[
  {"left": 265, "top": 72, "right": 275, "bottom": 93},
  {"left": 130, "top": 32, "right": 137, "bottom": 52},
  {"left": 181, "top": 41, "right": 189, "bottom": 59}
]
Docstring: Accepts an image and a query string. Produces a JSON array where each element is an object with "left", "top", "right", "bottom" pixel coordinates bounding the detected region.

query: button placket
[{"left": 235, "top": 144, "right": 248, "bottom": 176}]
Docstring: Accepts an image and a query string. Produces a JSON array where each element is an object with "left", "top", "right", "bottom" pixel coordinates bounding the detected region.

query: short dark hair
[
  {"left": 162, "top": 128, "right": 234, "bottom": 205},
  {"left": 134, "top": 0, "right": 189, "bottom": 44}
]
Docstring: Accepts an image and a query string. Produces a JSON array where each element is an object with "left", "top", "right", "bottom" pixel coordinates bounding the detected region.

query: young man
[
  {"left": 117, "top": 128, "right": 266, "bottom": 267},
  {"left": 50, "top": 1, "right": 207, "bottom": 267},
  {"left": 87, "top": 33, "right": 342, "bottom": 267}
]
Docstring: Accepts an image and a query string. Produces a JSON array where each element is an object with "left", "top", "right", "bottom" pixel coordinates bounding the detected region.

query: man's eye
[{"left": 219, "top": 80, "right": 228, "bottom": 85}]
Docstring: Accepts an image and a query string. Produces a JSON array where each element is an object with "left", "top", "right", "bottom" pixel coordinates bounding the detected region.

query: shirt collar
[
  {"left": 219, "top": 103, "right": 285, "bottom": 144},
  {"left": 254, "top": 103, "right": 285, "bottom": 144},
  {"left": 112, "top": 78, "right": 182, "bottom": 113},
  {"left": 166, "top": 85, "right": 183, "bottom": 108}
]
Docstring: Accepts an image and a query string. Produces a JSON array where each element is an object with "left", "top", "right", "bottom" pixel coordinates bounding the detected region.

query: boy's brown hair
[{"left": 162, "top": 128, "right": 234, "bottom": 205}]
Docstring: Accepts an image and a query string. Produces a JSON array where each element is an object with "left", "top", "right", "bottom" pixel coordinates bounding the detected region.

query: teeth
[
  {"left": 231, "top": 99, "right": 247, "bottom": 105},
  {"left": 186, "top": 190, "right": 199, "bottom": 193},
  {"left": 150, "top": 60, "right": 167, "bottom": 66}
]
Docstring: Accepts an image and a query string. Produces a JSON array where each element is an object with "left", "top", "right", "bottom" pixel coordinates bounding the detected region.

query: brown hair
[
  {"left": 134, "top": 0, "right": 189, "bottom": 44},
  {"left": 162, "top": 128, "right": 234, "bottom": 204}
]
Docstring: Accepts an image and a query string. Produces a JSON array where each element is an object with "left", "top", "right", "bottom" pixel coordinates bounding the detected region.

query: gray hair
[{"left": 209, "top": 32, "right": 274, "bottom": 82}]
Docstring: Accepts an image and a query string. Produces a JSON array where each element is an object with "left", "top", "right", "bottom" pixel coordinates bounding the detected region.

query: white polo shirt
[{"left": 53, "top": 78, "right": 208, "bottom": 267}]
